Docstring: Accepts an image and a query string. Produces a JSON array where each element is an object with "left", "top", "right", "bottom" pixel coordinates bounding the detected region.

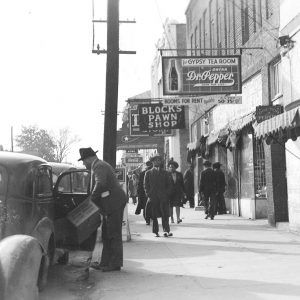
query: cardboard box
[{"left": 67, "top": 197, "right": 101, "bottom": 244}]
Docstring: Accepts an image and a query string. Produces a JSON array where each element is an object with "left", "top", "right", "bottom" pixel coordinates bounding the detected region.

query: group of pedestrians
[
  {"left": 199, "top": 160, "right": 226, "bottom": 220},
  {"left": 134, "top": 154, "right": 194, "bottom": 238}
]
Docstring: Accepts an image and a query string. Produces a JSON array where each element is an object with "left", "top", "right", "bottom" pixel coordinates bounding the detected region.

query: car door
[{"left": 53, "top": 169, "right": 100, "bottom": 249}]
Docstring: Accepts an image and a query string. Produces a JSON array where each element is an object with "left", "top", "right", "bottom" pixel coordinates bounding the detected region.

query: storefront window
[{"left": 254, "top": 138, "right": 267, "bottom": 198}]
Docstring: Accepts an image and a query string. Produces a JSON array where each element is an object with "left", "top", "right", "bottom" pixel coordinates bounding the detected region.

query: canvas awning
[
  {"left": 228, "top": 112, "right": 255, "bottom": 132},
  {"left": 254, "top": 107, "right": 300, "bottom": 139}
]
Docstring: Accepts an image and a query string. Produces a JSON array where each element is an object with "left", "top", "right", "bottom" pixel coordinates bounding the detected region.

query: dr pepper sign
[{"left": 162, "top": 55, "right": 242, "bottom": 96}]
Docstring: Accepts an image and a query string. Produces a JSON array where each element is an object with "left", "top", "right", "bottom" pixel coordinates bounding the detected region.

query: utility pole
[
  {"left": 92, "top": 0, "right": 136, "bottom": 168},
  {"left": 103, "top": 0, "right": 119, "bottom": 168}
]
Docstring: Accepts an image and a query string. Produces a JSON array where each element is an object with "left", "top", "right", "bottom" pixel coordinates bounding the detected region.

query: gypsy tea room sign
[
  {"left": 138, "top": 104, "right": 185, "bottom": 131},
  {"left": 162, "top": 55, "right": 242, "bottom": 96}
]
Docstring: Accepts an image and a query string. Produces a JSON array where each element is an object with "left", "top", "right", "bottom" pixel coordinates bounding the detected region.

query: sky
[{"left": 0, "top": 0, "right": 189, "bottom": 164}]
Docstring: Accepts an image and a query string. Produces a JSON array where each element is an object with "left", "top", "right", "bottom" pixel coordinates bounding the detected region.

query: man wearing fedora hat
[
  {"left": 136, "top": 160, "right": 152, "bottom": 225},
  {"left": 78, "top": 147, "right": 127, "bottom": 272},
  {"left": 144, "top": 154, "right": 173, "bottom": 237},
  {"left": 213, "top": 162, "right": 227, "bottom": 215},
  {"left": 199, "top": 160, "right": 217, "bottom": 220}
]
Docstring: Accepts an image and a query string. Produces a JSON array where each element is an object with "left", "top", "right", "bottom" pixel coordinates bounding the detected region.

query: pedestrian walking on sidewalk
[
  {"left": 183, "top": 162, "right": 195, "bottom": 208},
  {"left": 135, "top": 160, "right": 152, "bottom": 225},
  {"left": 144, "top": 154, "right": 173, "bottom": 237},
  {"left": 168, "top": 160, "right": 185, "bottom": 224},
  {"left": 199, "top": 160, "right": 217, "bottom": 220},
  {"left": 213, "top": 162, "right": 227, "bottom": 215},
  {"left": 78, "top": 147, "right": 127, "bottom": 272},
  {"left": 128, "top": 173, "right": 138, "bottom": 205}
]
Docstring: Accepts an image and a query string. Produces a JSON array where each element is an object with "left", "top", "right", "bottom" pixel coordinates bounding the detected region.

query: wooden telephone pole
[
  {"left": 93, "top": 0, "right": 136, "bottom": 168},
  {"left": 103, "top": 0, "right": 119, "bottom": 168}
]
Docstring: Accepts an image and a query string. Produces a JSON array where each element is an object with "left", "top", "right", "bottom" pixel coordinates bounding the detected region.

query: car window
[
  {"left": 56, "top": 171, "right": 90, "bottom": 194},
  {"left": 36, "top": 166, "right": 53, "bottom": 198},
  {"left": 0, "top": 167, "right": 7, "bottom": 197},
  {"left": 0, "top": 166, "right": 8, "bottom": 223},
  {"left": 72, "top": 172, "right": 89, "bottom": 193},
  {"left": 58, "top": 174, "right": 72, "bottom": 192}
]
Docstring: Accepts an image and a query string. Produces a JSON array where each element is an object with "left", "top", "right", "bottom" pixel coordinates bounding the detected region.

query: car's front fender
[{"left": 0, "top": 234, "right": 43, "bottom": 300}]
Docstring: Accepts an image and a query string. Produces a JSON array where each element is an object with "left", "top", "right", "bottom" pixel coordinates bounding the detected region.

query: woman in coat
[{"left": 168, "top": 160, "right": 185, "bottom": 224}]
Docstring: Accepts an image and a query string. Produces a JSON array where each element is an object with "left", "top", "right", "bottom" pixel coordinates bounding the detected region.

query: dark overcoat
[
  {"left": 199, "top": 167, "right": 217, "bottom": 196},
  {"left": 169, "top": 171, "right": 185, "bottom": 207},
  {"left": 144, "top": 167, "right": 172, "bottom": 218},
  {"left": 90, "top": 158, "right": 127, "bottom": 215},
  {"left": 183, "top": 168, "right": 194, "bottom": 198}
]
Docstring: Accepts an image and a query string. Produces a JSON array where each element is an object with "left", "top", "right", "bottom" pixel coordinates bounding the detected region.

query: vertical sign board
[
  {"left": 115, "top": 167, "right": 130, "bottom": 241},
  {"left": 162, "top": 55, "right": 242, "bottom": 96}
]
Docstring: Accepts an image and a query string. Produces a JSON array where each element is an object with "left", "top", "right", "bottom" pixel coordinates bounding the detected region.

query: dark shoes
[
  {"left": 154, "top": 233, "right": 160, "bottom": 237},
  {"left": 177, "top": 219, "right": 182, "bottom": 224},
  {"left": 90, "top": 261, "right": 106, "bottom": 270},
  {"left": 163, "top": 232, "right": 173, "bottom": 237},
  {"left": 205, "top": 214, "right": 209, "bottom": 219},
  {"left": 101, "top": 266, "right": 121, "bottom": 272}
]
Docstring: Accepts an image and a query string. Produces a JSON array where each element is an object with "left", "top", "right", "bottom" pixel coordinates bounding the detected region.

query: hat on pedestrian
[
  {"left": 203, "top": 160, "right": 212, "bottom": 167},
  {"left": 145, "top": 160, "right": 152, "bottom": 167},
  {"left": 167, "top": 160, "right": 179, "bottom": 169},
  {"left": 150, "top": 154, "right": 163, "bottom": 162},
  {"left": 213, "top": 162, "right": 222, "bottom": 169},
  {"left": 78, "top": 147, "right": 98, "bottom": 161}
]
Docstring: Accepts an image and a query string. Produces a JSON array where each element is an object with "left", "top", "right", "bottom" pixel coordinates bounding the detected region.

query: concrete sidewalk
[{"left": 44, "top": 203, "right": 300, "bottom": 299}]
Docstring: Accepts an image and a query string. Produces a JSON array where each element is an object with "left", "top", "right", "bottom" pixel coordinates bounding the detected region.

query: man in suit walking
[
  {"left": 213, "top": 162, "right": 227, "bottom": 215},
  {"left": 144, "top": 154, "right": 173, "bottom": 237},
  {"left": 78, "top": 147, "right": 127, "bottom": 272},
  {"left": 199, "top": 160, "right": 217, "bottom": 220}
]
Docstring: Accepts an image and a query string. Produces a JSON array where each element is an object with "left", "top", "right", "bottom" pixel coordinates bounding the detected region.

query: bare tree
[{"left": 54, "top": 127, "right": 80, "bottom": 163}]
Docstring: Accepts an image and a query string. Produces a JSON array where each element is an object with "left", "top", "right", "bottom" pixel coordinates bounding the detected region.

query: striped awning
[
  {"left": 228, "top": 112, "right": 255, "bottom": 132},
  {"left": 254, "top": 107, "right": 300, "bottom": 138}
]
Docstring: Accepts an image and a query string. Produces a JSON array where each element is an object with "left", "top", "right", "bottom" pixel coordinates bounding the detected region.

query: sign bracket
[{"left": 158, "top": 47, "right": 264, "bottom": 56}]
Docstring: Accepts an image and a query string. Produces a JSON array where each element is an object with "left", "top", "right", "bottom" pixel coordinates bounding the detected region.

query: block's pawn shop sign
[
  {"left": 138, "top": 104, "right": 185, "bottom": 131},
  {"left": 129, "top": 104, "right": 172, "bottom": 136},
  {"left": 162, "top": 55, "right": 242, "bottom": 96}
]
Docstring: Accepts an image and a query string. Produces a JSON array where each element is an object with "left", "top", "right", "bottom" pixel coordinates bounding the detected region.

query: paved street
[{"left": 41, "top": 203, "right": 300, "bottom": 300}]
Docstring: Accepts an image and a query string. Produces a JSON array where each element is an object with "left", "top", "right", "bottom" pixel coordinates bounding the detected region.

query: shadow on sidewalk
[{"left": 86, "top": 259, "right": 300, "bottom": 300}]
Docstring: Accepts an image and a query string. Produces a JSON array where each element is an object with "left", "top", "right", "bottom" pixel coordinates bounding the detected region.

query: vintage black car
[{"left": 0, "top": 152, "right": 99, "bottom": 298}]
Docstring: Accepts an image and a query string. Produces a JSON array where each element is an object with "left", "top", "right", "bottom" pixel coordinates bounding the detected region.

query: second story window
[
  {"left": 270, "top": 60, "right": 282, "bottom": 101},
  {"left": 242, "top": 0, "right": 250, "bottom": 44}
]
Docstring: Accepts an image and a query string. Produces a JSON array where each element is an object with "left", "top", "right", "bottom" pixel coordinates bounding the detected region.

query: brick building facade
[{"left": 185, "top": 0, "right": 285, "bottom": 221}]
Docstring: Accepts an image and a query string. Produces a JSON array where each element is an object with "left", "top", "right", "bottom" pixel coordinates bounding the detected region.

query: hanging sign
[
  {"left": 255, "top": 105, "right": 283, "bottom": 123},
  {"left": 162, "top": 95, "right": 242, "bottom": 106},
  {"left": 125, "top": 157, "right": 143, "bottom": 164},
  {"left": 129, "top": 102, "right": 172, "bottom": 136},
  {"left": 138, "top": 104, "right": 185, "bottom": 131},
  {"left": 162, "top": 55, "right": 242, "bottom": 96}
]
